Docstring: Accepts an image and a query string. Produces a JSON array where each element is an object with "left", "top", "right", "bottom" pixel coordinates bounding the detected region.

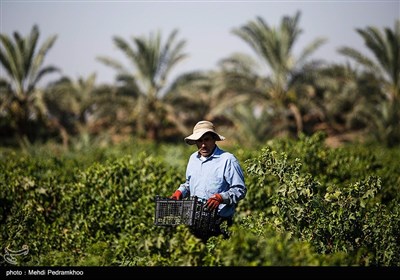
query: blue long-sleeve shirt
[{"left": 177, "top": 145, "right": 246, "bottom": 218}]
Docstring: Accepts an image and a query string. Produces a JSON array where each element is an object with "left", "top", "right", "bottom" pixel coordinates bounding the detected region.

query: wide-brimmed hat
[{"left": 184, "top": 120, "right": 225, "bottom": 145}]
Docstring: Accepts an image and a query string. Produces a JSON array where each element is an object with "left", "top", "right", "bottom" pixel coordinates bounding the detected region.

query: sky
[{"left": 1, "top": 0, "right": 399, "bottom": 86}]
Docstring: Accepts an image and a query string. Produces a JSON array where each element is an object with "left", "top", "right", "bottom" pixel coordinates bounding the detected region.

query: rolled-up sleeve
[{"left": 220, "top": 157, "right": 246, "bottom": 205}]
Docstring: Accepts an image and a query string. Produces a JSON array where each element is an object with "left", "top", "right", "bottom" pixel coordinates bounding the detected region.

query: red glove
[
  {"left": 205, "top": 194, "right": 223, "bottom": 210},
  {"left": 170, "top": 190, "right": 182, "bottom": 200}
]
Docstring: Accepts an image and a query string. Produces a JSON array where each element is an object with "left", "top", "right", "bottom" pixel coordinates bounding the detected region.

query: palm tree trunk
[{"left": 288, "top": 103, "right": 303, "bottom": 136}]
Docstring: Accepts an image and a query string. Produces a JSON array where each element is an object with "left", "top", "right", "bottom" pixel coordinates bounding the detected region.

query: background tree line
[{"left": 1, "top": 11, "right": 399, "bottom": 149}]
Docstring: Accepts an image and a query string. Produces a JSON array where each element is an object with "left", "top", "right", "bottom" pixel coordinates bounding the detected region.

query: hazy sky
[{"left": 1, "top": 0, "right": 399, "bottom": 86}]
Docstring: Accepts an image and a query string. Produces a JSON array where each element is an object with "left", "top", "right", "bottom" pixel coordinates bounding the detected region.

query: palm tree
[
  {"left": 231, "top": 11, "right": 327, "bottom": 138},
  {"left": 305, "top": 63, "right": 370, "bottom": 146},
  {"left": 163, "top": 65, "right": 252, "bottom": 138},
  {"left": 0, "top": 24, "right": 59, "bottom": 146},
  {"left": 44, "top": 73, "right": 105, "bottom": 147},
  {"left": 338, "top": 20, "right": 400, "bottom": 147},
  {"left": 212, "top": 53, "right": 275, "bottom": 143},
  {"left": 97, "top": 29, "right": 187, "bottom": 141}
]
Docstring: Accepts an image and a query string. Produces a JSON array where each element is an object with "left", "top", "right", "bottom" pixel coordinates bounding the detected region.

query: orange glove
[
  {"left": 205, "top": 194, "right": 223, "bottom": 210},
  {"left": 170, "top": 190, "right": 182, "bottom": 200}
]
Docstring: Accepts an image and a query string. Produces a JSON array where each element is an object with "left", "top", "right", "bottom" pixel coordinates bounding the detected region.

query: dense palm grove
[
  {"left": 1, "top": 11, "right": 399, "bottom": 149},
  {"left": 1, "top": 12, "right": 400, "bottom": 267}
]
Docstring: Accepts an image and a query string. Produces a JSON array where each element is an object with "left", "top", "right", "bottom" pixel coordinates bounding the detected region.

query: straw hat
[{"left": 184, "top": 120, "right": 225, "bottom": 145}]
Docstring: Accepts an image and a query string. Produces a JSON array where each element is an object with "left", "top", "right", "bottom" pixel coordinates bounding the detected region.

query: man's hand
[
  {"left": 170, "top": 190, "right": 182, "bottom": 200},
  {"left": 205, "top": 194, "right": 223, "bottom": 210}
]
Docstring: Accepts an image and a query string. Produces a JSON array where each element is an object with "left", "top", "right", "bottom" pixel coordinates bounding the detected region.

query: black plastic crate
[{"left": 154, "top": 196, "right": 218, "bottom": 232}]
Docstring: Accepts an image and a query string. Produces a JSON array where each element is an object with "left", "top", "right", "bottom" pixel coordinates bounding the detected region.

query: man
[{"left": 170, "top": 120, "right": 247, "bottom": 241}]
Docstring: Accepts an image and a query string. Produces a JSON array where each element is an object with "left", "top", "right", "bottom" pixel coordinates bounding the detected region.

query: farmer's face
[{"left": 196, "top": 133, "right": 216, "bottom": 157}]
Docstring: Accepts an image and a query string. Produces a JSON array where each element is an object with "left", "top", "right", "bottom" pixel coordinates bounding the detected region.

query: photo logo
[{"left": 4, "top": 245, "right": 29, "bottom": 265}]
